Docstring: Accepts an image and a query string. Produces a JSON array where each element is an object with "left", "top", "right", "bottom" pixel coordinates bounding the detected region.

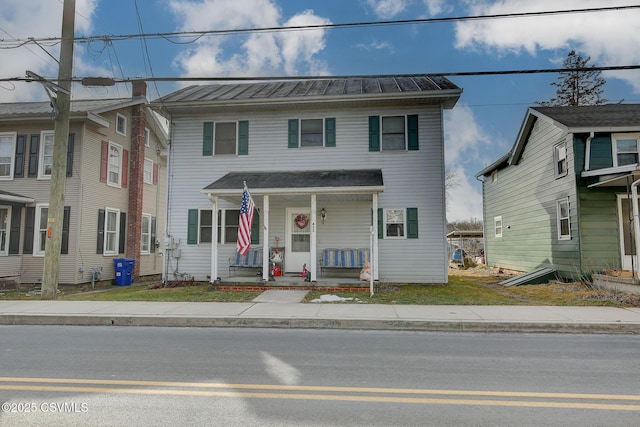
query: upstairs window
[
  {"left": 382, "top": 116, "right": 406, "bottom": 150},
  {"left": 116, "top": 113, "right": 127, "bottom": 136},
  {"left": 288, "top": 118, "right": 336, "bottom": 148},
  {"left": 613, "top": 134, "right": 640, "bottom": 167},
  {"left": 144, "top": 128, "right": 150, "bottom": 147},
  {"left": 554, "top": 142, "right": 567, "bottom": 177},
  {"left": 369, "top": 115, "right": 418, "bottom": 151},
  {"left": 301, "top": 119, "right": 324, "bottom": 147},
  {"left": 215, "top": 122, "right": 237, "bottom": 155},
  {"left": 38, "top": 131, "right": 55, "bottom": 179},
  {"left": 143, "top": 158, "right": 153, "bottom": 184},
  {"left": 0, "top": 132, "right": 16, "bottom": 179},
  {"left": 108, "top": 142, "right": 123, "bottom": 187}
]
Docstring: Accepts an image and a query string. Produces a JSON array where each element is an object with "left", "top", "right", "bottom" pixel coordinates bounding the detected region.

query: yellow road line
[
  {"left": 1, "top": 384, "right": 640, "bottom": 411},
  {"left": 1, "top": 376, "right": 639, "bottom": 402}
]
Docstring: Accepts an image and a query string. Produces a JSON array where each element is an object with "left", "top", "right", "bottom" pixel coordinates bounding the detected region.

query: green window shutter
[
  {"left": 288, "top": 119, "right": 299, "bottom": 148},
  {"left": 238, "top": 120, "right": 249, "bottom": 155},
  {"left": 61, "top": 206, "right": 70, "bottom": 254},
  {"left": 369, "top": 116, "right": 380, "bottom": 151},
  {"left": 407, "top": 115, "right": 419, "bottom": 151},
  {"left": 187, "top": 209, "right": 198, "bottom": 244},
  {"left": 203, "top": 122, "right": 213, "bottom": 156},
  {"left": 96, "top": 209, "right": 105, "bottom": 254},
  {"left": 251, "top": 211, "right": 260, "bottom": 244},
  {"left": 377, "top": 208, "right": 384, "bottom": 239},
  {"left": 325, "top": 118, "right": 336, "bottom": 147},
  {"left": 407, "top": 208, "right": 418, "bottom": 239}
]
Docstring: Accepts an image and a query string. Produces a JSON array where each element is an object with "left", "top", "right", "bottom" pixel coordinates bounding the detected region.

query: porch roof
[
  {"left": 201, "top": 169, "right": 384, "bottom": 196},
  {"left": 0, "top": 189, "right": 35, "bottom": 206}
]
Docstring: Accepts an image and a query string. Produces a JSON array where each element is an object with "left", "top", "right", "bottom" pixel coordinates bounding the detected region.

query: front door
[
  {"left": 618, "top": 195, "right": 638, "bottom": 270},
  {"left": 286, "top": 208, "right": 311, "bottom": 273}
]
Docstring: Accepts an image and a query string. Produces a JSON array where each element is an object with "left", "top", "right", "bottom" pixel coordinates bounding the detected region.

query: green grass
[{"left": 63, "top": 284, "right": 261, "bottom": 302}]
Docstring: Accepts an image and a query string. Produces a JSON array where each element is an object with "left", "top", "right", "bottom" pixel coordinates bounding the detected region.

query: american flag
[{"left": 236, "top": 185, "right": 255, "bottom": 256}]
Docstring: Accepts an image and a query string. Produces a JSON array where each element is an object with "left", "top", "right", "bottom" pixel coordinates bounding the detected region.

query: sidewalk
[{"left": 1, "top": 290, "right": 640, "bottom": 333}]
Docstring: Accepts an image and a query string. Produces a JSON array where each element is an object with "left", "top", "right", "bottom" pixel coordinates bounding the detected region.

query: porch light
[{"left": 320, "top": 208, "right": 327, "bottom": 224}]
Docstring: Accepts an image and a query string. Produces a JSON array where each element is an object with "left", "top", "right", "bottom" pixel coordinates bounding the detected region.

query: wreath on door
[{"left": 294, "top": 214, "right": 309, "bottom": 229}]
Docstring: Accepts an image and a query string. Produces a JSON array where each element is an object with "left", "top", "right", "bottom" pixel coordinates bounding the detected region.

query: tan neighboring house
[{"left": 0, "top": 82, "right": 167, "bottom": 286}]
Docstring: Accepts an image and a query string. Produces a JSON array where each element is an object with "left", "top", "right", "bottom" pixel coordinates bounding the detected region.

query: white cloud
[
  {"left": 366, "top": 0, "right": 410, "bottom": 19},
  {"left": 0, "top": 0, "right": 98, "bottom": 102},
  {"left": 444, "top": 104, "right": 503, "bottom": 222},
  {"left": 355, "top": 40, "right": 394, "bottom": 52},
  {"left": 454, "top": 0, "right": 640, "bottom": 90},
  {"left": 169, "top": 0, "right": 330, "bottom": 78}
]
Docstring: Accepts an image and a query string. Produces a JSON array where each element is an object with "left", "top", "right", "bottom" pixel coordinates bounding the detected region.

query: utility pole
[{"left": 41, "top": 0, "right": 75, "bottom": 299}]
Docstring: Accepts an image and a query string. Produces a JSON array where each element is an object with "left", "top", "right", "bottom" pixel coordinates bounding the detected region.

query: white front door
[
  {"left": 286, "top": 208, "right": 311, "bottom": 273},
  {"left": 618, "top": 195, "right": 638, "bottom": 270}
]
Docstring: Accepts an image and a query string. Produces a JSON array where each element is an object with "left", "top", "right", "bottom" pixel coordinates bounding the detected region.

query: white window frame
[
  {"left": 221, "top": 208, "right": 240, "bottom": 244},
  {"left": 144, "top": 127, "right": 150, "bottom": 147},
  {"left": 34, "top": 203, "right": 49, "bottom": 256},
  {"left": 116, "top": 113, "right": 127, "bottom": 136},
  {"left": 198, "top": 209, "right": 213, "bottom": 244},
  {"left": 299, "top": 118, "right": 325, "bottom": 148},
  {"left": 38, "top": 131, "right": 55, "bottom": 179},
  {"left": 612, "top": 133, "right": 640, "bottom": 167},
  {"left": 384, "top": 208, "right": 406, "bottom": 239},
  {"left": 214, "top": 121, "right": 238, "bottom": 155},
  {"left": 0, "top": 132, "right": 16, "bottom": 180},
  {"left": 554, "top": 141, "right": 567, "bottom": 177},
  {"left": 141, "top": 213, "right": 152, "bottom": 254},
  {"left": 381, "top": 115, "right": 407, "bottom": 151},
  {"left": 0, "top": 205, "right": 10, "bottom": 256},
  {"left": 104, "top": 207, "right": 120, "bottom": 255},
  {"left": 143, "top": 158, "right": 153, "bottom": 184},
  {"left": 494, "top": 216, "right": 503, "bottom": 238},
  {"left": 108, "top": 141, "right": 123, "bottom": 188},
  {"left": 556, "top": 198, "right": 571, "bottom": 240}
]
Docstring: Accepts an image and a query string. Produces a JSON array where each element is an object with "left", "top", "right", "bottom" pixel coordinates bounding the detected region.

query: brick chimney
[{"left": 126, "top": 80, "right": 147, "bottom": 277}]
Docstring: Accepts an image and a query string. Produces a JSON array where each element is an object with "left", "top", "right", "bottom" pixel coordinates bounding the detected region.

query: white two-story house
[{"left": 152, "top": 75, "right": 461, "bottom": 283}]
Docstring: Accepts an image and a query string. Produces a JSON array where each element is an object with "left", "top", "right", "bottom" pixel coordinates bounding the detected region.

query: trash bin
[{"left": 113, "top": 258, "right": 134, "bottom": 286}]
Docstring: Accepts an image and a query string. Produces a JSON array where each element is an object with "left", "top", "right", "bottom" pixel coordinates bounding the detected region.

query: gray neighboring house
[
  {"left": 0, "top": 82, "right": 168, "bottom": 286},
  {"left": 477, "top": 104, "right": 640, "bottom": 278},
  {"left": 152, "top": 75, "right": 462, "bottom": 283}
]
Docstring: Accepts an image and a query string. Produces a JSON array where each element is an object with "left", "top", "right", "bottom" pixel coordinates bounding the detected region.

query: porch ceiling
[{"left": 201, "top": 169, "right": 384, "bottom": 197}]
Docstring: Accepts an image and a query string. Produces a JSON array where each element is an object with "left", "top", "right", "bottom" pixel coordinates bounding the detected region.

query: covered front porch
[{"left": 201, "top": 169, "right": 384, "bottom": 285}]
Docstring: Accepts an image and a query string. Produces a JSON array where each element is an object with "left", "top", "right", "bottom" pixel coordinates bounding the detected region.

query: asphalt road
[{"left": 1, "top": 326, "right": 639, "bottom": 426}]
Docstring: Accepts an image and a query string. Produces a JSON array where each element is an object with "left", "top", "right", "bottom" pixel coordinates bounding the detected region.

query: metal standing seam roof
[
  {"left": 0, "top": 98, "right": 146, "bottom": 118},
  {"left": 202, "top": 169, "right": 384, "bottom": 194},
  {"left": 156, "top": 75, "right": 461, "bottom": 104}
]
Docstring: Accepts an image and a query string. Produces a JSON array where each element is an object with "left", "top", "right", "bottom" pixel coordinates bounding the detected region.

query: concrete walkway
[{"left": 1, "top": 298, "right": 639, "bottom": 333}]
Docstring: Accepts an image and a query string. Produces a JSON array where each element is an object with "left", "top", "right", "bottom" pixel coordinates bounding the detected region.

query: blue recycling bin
[{"left": 114, "top": 258, "right": 135, "bottom": 286}]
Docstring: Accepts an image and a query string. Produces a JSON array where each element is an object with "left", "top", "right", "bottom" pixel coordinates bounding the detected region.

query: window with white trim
[
  {"left": 382, "top": 116, "right": 406, "bottom": 150},
  {"left": 613, "top": 133, "right": 640, "bottom": 167},
  {"left": 104, "top": 208, "right": 120, "bottom": 255},
  {"left": 0, "top": 132, "right": 16, "bottom": 179},
  {"left": 108, "top": 142, "right": 123, "bottom": 187},
  {"left": 34, "top": 204, "right": 49, "bottom": 256},
  {"left": 214, "top": 122, "right": 237, "bottom": 155},
  {"left": 557, "top": 198, "right": 571, "bottom": 240},
  {"left": 143, "top": 158, "right": 153, "bottom": 184},
  {"left": 494, "top": 216, "right": 503, "bottom": 238},
  {"left": 198, "top": 209, "right": 241, "bottom": 244},
  {"left": 384, "top": 209, "right": 406, "bottom": 238},
  {"left": 38, "top": 131, "right": 55, "bottom": 179},
  {"left": 141, "top": 214, "right": 151, "bottom": 254},
  {"left": 300, "top": 119, "right": 323, "bottom": 147},
  {"left": 144, "top": 127, "right": 150, "bottom": 147},
  {"left": 0, "top": 206, "right": 9, "bottom": 255},
  {"left": 116, "top": 113, "right": 127, "bottom": 136},
  {"left": 554, "top": 142, "right": 567, "bottom": 177}
]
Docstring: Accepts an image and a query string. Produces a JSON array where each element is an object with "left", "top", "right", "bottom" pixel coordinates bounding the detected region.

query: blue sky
[{"left": 2, "top": 0, "right": 640, "bottom": 222}]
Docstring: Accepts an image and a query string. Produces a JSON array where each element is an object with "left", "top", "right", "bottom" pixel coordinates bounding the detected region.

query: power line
[{"left": 1, "top": 5, "right": 638, "bottom": 48}]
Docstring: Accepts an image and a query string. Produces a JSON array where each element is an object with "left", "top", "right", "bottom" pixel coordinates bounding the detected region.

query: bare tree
[{"left": 538, "top": 50, "right": 607, "bottom": 107}]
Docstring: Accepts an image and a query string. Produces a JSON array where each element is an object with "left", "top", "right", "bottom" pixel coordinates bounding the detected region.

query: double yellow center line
[{"left": 2, "top": 377, "right": 639, "bottom": 411}]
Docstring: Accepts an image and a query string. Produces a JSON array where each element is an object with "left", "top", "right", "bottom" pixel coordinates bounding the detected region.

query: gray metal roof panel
[
  {"left": 532, "top": 104, "right": 640, "bottom": 128},
  {"left": 203, "top": 169, "right": 384, "bottom": 191},
  {"left": 0, "top": 98, "right": 139, "bottom": 118}
]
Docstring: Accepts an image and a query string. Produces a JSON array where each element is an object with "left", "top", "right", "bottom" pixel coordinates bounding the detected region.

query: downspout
[
  {"left": 584, "top": 132, "right": 594, "bottom": 171},
  {"left": 631, "top": 178, "right": 640, "bottom": 283}
]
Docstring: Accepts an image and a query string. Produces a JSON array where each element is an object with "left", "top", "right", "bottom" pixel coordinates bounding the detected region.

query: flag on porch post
[{"left": 236, "top": 183, "right": 256, "bottom": 256}]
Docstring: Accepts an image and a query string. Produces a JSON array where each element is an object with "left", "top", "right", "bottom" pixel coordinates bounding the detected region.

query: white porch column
[
  {"left": 262, "top": 195, "right": 270, "bottom": 280},
  {"left": 209, "top": 195, "right": 219, "bottom": 283},
  {"left": 372, "top": 192, "right": 379, "bottom": 281},
  {"left": 310, "top": 194, "right": 317, "bottom": 282}
]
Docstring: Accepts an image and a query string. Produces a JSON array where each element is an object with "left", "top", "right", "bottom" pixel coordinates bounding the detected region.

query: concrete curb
[{"left": 2, "top": 314, "right": 639, "bottom": 334}]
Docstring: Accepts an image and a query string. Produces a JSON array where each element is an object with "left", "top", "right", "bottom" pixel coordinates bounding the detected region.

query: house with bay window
[
  {"left": 0, "top": 81, "right": 167, "bottom": 286},
  {"left": 477, "top": 104, "right": 640, "bottom": 279},
  {"left": 152, "top": 74, "right": 461, "bottom": 283}
]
